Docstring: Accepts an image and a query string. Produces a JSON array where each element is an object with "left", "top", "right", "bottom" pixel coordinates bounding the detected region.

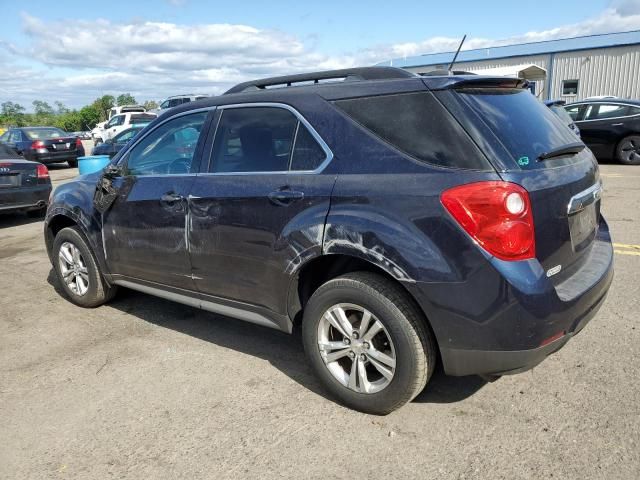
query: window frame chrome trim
[{"left": 203, "top": 102, "right": 334, "bottom": 176}]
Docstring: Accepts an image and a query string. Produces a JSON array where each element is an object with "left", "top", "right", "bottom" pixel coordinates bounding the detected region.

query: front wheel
[
  {"left": 302, "top": 272, "right": 436, "bottom": 414},
  {"left": 616, "top": 135, "right": 640, "bottom": 165},
  {"left": 52, "top": 226, "right": 117, "bottom": 307}
]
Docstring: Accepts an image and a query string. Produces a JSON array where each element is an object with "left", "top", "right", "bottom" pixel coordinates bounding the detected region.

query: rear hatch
[{"left": 433, "top": 80, "right": 601, "bottom": 279}]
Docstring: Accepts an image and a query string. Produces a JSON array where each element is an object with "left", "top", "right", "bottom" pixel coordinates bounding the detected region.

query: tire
[
  {"left": 616, "top": 135, "right": 640, "bottom": 165},
  {"left": 67, "top": 159, "right": 78, "bottom": 168},
  {"left": 302, "top": 272, "right": 436, "bottom": 415},
  {"left": 52, "top": 226, "right": 117, "bottom": 308}
]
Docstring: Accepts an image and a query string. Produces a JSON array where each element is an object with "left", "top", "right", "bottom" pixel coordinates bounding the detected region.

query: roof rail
[{"left": 223, "top": 67, "right": 416, "bottom": 95}]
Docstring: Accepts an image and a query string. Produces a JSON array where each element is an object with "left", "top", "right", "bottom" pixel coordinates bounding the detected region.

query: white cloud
[
  {"left": 1, "top": 4, "right": 639, "bottom": 109},
  {"left": 367, "top": 4, "right": 640, "bottom": 61}
]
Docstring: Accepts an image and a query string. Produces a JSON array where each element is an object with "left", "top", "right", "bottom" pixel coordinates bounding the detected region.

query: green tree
[
  {"left": 78, "top": 105, "right": 101, "bottom": 131},
  {"left": 92, "top": 95, "right": 115, "bottom": 122},
  {"left": 31, "top": 100, "right": 55, "bottom": 126},
  {"left": 53, "top": 111, "right": 82, "bottom": 132},
  {"left": 0, "top": 101, "right": 27, "bottom": 127},
  {"left": 116, "top": 93, "right": 137, "bottom": 106},
  {"left": 32, "top": 100, "right": 54, "bottom": 116},
  {"left": 55, "top": 101, "right": 69, "bottom": 115},
  {"left": 143, "top": 100, "right": 159, "bottom": 110}
]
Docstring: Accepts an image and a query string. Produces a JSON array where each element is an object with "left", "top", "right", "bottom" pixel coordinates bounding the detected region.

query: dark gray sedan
[
  {"left": 0, "top": 143, "right": 51, "bottom": 216},
  {"left": 565, "top": 99, "right": 640, "bottom": 165}
]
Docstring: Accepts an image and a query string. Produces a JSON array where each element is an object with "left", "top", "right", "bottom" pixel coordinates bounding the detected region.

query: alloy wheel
[
  {"left": 58, "top": 241, "right": 89, "bottom": 296},
  {"left": 317, "top": 303, "right": 396, "bottom": 394},
  {"left": 620, "top": 137, "right": 640, "bottom": 163}
]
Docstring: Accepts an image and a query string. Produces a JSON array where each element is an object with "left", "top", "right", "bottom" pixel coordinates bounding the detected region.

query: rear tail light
[
  {"left": 441, "top": 181, "right": 535, "bottom": 261},
  {"left": 76, "top": 137, "right": 82, "bottom": 148},
  {"left": 36, "top": 164, "right": 49, "bottom": 179},
  {"left": 31, "top": 140, "right": 45, "bottom": 149}
]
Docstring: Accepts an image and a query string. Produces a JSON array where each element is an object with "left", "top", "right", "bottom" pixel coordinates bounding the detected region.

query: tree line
[{"left": 0, "top": 94, "right": 159, "bottom": 132}]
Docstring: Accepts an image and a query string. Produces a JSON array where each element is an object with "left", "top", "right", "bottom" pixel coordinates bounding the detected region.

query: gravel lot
[{"left": 1, "top": 163, "right": 639, "bottom": 479}]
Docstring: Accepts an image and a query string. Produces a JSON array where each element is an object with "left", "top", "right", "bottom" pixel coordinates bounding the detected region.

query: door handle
[
  {"left": 268, "top": 188, "right": 304, "bottom": 206},
  {"left": 160, "top": 192, "right": 184, "bottom": 203},
  {"left": 611, "top": 123, "right": 624, "bottom": 126}
]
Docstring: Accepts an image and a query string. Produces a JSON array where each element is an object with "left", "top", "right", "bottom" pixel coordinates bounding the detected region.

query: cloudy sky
[{"left": 1, "top": 0, "right": 639, "bottom": 109}]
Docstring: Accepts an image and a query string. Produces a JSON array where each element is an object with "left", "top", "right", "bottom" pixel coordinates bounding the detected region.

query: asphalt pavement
[{"left": 0, "top": 162, "right": 638, "bottom": 479}]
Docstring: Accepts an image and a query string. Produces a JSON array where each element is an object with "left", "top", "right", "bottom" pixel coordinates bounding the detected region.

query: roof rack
[{"left": 224, "top": 67, "right": 416, "bottom": 95}]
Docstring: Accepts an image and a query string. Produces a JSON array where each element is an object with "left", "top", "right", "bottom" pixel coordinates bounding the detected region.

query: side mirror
[{"left": 105, "top": 138, "right": 113, "bottom": 144}]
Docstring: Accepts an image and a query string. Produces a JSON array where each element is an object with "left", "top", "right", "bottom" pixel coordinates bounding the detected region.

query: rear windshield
[
  {"left": 458, "top": 88, "right": 581, "bottom": 169},
  {"left": 130, "top": 114, "right": 156, "bottom": 124},
  {"left": 333, "top": 92, "right": 490, "bottom": 170},
  {"left": 548, "top": 104, "right": 574, "bottom": 125},
  {"left": 24, "top": 128, "right": 67, "bottom": 139}
]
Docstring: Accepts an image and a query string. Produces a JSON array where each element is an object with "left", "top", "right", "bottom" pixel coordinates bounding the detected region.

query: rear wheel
[
  {"left": 616, "top": 135, "right": 640, "bottom": 165},
  {"left": 302, "top": 272, "right": 436, "bottom": 414},
  {"left": 52, "top": 226, "right": 117, "bottom": 307},
  {"left": 67, "top": 159, "right": 78, "bottom": 168}
]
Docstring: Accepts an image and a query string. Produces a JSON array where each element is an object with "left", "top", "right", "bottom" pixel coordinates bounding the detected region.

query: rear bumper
[
  {"left": 439, "top": 279, "right": 610, "bottom": 376},
  {"left": 408, "top": 219, "right": 614, "bottom": 377},
  {"left": 0, "top": 185, "right": 51, "bottom": 212},
  {"left": 26, "top": 151, "right": 78, "bottom": 164}
]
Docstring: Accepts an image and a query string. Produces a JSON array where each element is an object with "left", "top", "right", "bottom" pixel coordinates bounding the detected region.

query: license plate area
[
  {"left": 569, "top": 201, "right": 598, "bottom": 252},
  {"left": 52, "top": 143, "right": 69, "bottom": 150},
  {"left": 0, "top": 174, "right": 20, "bottom": 187}
]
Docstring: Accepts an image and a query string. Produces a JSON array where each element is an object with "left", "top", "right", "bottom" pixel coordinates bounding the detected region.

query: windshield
[
  {"left": 24, "top": 128, "right": 67, "bottom": 139},
  {"left": 458, "top": 88, "right": 581, "bottom": 169}
]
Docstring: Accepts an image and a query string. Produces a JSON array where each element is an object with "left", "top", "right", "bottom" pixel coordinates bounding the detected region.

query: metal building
[{"left": 378, "top": 30, "right": 640, "bottom": 102}]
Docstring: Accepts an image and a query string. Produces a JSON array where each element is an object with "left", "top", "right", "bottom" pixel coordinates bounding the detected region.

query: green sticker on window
[{"left": 518, "top": 156, "right": 530, "bottom": 166}]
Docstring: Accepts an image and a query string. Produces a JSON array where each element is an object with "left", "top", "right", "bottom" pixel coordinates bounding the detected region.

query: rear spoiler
[{"left": 423, "top": 75, "right": 529, "bottom": 91}]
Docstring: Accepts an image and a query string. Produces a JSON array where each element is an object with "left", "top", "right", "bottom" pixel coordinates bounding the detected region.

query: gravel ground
[{"left": 0, "top": 163, "right": 638, "bottom": 479}]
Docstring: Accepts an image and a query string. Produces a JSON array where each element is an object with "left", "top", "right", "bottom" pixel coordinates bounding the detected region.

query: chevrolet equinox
[{"left": 45, "top": 67, "right": 613, "bottom": 414}]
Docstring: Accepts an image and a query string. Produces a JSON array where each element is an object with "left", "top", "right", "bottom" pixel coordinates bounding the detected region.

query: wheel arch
[
  {"left": 45, "top": 209, "right": 108, "bottom": 277},
  {"left": 287, "top": 253, "right": 442, "bottom": 362}
]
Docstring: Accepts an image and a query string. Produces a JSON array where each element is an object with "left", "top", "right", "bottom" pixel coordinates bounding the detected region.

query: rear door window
[
  {"left": 290, "top": 125, "right": 327, "bottom": 171},
  {"left": 9, "top": 131, "right": 23, "bottom": 143},
  {"left": 333, "top": 92, "right": 489, "bottom": 170},
  {"left": 587, "top": 104, "right": 629, "bottom": 120},
  {"left": 209, "top": 107, "right": 329, "bottom": 173},
  {"left": 457, "top": 88, "right": 582, "bottom": 169}
]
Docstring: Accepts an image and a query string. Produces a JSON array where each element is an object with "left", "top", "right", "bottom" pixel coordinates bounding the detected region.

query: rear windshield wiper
[{"left": 538, "top": 142, "right": 585, "bottom": 161}]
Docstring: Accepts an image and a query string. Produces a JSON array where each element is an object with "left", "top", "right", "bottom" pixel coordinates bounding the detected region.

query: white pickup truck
[{"left": 91, "top": 105, "right": 156, "bottom": 145}]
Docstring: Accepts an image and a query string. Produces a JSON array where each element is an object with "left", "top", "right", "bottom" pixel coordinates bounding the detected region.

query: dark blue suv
[{"left": 44, "top": 67, "right": 613, "bottom": 414}]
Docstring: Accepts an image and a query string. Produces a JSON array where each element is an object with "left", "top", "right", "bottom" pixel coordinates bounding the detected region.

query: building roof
[{"left": 377, "top": 30, "right": 640, "bottom": 69}]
